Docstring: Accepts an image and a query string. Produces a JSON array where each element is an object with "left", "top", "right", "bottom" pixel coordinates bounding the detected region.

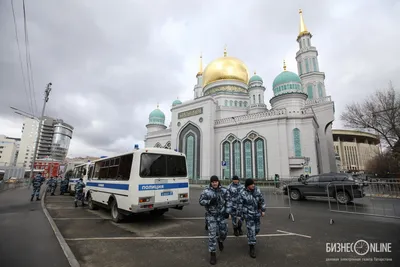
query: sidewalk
[{"left": 0, "top": 186, "right": 70, "bottom": 267}]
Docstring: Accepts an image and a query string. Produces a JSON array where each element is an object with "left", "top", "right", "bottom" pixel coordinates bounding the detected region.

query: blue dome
[
  {"left": 249, "top": 74, "right": 263, "bottom": 84},
  {"left": 172, "top": 99, "right": 182, "bottom": 106},
  {"left": 272, "top": 70, "right": 303, "bottom": 96},
  {"left": 148, "top": 107, "right": 165, "bottom": 125}
]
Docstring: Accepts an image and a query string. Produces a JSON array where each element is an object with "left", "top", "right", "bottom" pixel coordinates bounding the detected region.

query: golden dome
[{"left": 202, "top": 54, "right": 249, "bottom": 87}]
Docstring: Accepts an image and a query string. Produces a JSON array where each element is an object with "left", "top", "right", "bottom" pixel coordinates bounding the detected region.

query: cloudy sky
[{"left": 1, "top": 0, "right": 399, "bottom": 158}]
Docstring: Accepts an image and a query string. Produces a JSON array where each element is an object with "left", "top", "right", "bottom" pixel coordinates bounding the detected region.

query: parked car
[{"left": 282, "top": 173, "right": 365, "bottom": 204}]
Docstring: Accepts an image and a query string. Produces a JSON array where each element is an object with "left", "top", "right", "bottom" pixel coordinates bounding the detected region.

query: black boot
[
  {"left": 238, "top": 226, "right": 243, "bottom": 236},
  {"left": 205, "top": 223, "right": 208, "bottom": 231},
  {"left": 233, "top": 227, "right": 239, "bottom": 236},
  {"left": 74, "top": 201, "right": 78, "bottom": 207},
  {"left": 210, "top": 252, "right": 216, "bottom": 265},
  {"left": 249, "top": 245, "right": 256, "bottom": 258},
  {"left": 36, "top": 197, "right": 40, "bottom": 201},
  {"left": 218, "top": 241, "right": 224, "bottom": 251},
  {"left": 30, "top": 195, "right": 34, "bottom": 201}
]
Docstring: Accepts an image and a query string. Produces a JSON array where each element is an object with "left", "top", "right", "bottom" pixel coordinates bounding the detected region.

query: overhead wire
[
  {"left": 10, "top": 0, "right": 34, "bottom": 116},
  {"left": 22, "top": 0, "right": 38, "bottom": 116}
]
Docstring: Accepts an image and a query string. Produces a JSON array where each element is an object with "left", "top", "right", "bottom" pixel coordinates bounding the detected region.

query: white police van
[
  {"left": 69, "top": 163, "right": 91, "bottom": 195},
  {"left": 84, "top": 148, "right": 189, "bottom": 222}
]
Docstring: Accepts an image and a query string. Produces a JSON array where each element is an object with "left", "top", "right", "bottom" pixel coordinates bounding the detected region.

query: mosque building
[{"left": 144, "top": 10, "right": 337, "bottom": 180}]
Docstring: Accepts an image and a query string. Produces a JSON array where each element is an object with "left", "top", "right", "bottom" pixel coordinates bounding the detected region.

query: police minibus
[{"left": 83, "top": 148, "right": 189, "bottom": 223}]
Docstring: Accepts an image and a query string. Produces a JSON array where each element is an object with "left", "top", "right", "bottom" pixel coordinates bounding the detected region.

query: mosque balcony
[
  {"left": 289, "top": 157, "right": 307, "bottom": 168},
  {"left": 145, "top": 129, "right": 171, "bottom": 138},
  {"left": 305, "top": 96, "right": 332, "bottom": 106}
]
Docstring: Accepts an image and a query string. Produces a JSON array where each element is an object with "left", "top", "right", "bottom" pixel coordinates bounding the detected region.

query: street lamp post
[{"left": 28, "top": 83, "right": 52, "bottom": 185}]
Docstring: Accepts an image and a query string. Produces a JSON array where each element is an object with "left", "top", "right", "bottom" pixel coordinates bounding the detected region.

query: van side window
[
  {"left": 94, "top": 153, "right": 133, "bottom": 181},
  {"left": 140, "top": 153, "right": 187, "bottom": 178}
]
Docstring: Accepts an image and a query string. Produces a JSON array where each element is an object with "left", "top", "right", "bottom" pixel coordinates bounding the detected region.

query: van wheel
[
  {"left": 150, "top": 209, "right": 167, "bottom": 217},
  {"left": 110, "top": 199, "right": 124, "bottom": 223},
  {"left": 289, "top": 189, "right": 301, "bottom": 201},
  {"left": 88, "top": 194, "right": 97, "bottom": 210}
]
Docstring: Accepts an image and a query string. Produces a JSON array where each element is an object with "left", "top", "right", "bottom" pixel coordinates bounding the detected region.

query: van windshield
[{"left": 140, "top": 153, "right": 187, "bottom": 178}]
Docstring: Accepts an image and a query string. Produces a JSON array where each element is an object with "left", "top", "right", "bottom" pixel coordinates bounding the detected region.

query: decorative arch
[
  {"left": 164, "top": 141, "right": 171, "bottom": 149},
  {"left": 178, "top": 122, "right": 201, "bottom": 179},
  {"left": 293, "top": 128, "right": 302, "bottom": 157},
  {"left": 220, "top": 131, "right": 267, "bottom": 180},
  {"left": 154, "top": 142, "right": 162, "bottom": 148}
]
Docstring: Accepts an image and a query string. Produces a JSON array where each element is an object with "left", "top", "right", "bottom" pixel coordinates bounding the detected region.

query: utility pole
[{"left": 29, "top": 83, "right": 52, "bottom": 186}]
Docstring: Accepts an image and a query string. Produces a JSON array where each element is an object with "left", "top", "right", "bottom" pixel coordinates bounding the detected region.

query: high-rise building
[
  {"left": 16, "top": 116, "right": 74, "bottom": 168},
  {"left": 0, "top": 135, "right": 21, "bottom": 167}
]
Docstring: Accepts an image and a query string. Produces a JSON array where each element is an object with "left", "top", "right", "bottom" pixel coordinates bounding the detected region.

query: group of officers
[
  {"left": 30, "top": 173, "right": 85, "bottom": 207},
  {"left": 199, "top": 175, "right": 266, "bottom": 265}
]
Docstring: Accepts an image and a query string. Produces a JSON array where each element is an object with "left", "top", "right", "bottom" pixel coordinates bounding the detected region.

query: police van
[
  {"left": 69, "top": 163, "right": 91, "bottom": 195},
  {"left": 84, "top": 148, "right": 189, "bottom": 222}
]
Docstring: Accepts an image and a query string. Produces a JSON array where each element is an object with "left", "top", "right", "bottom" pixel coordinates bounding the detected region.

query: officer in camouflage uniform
[
  {"left": 46, "top": 177, "right": 57, "bottom": 196},
  {"left": 31, "top": 172, "right": 45, "bottom": 201},
  {"left": 237, "top": 178, "right": 266, "bottom": 258},
  {"left": 227, "top": 175, "right": 244, "bottom": 236},
  {"left": 60, "top": 177, "right": 69, "bottom": 195},
  {"left": 74, "top": 178, "right": 86, "bottom": 207},
  {"left": 199, "top": 175, "right": 232, "bottom": 265}
]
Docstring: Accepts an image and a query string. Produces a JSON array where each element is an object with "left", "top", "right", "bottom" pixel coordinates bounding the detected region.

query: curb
[{"left": 41, "top": 186, "right": 80, "bottom": 267}]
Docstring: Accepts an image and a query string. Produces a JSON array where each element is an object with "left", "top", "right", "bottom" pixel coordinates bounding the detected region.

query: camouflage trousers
[
  {"left": 207, "top": 215, "right": 228, "bottom": 252},
  {"left": 31, "top": 186, "right": 41, "bottom": 197},
  {"left": 49, "top": 186, "right": 56, "bottom": 194},
  {"left": 245, "top": 216, "right": 261, "bottom": 245},
  {"left": 231, "top": 208, "right": 243, "bottom": 228},
  {"left": 75, "top": 191, "right": 84, "bottom": 203}
]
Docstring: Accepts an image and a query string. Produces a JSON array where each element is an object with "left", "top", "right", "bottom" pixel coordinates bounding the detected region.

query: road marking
[
  {"left": 65, "top": 232, "right": 293, "bottom": 241},
  {"left": 64, "top": 230, "right": 312, "bottom": 241},
  {"left": 277, "top": 230, "right": 312, "bottom": 239},
  {"left": 53, "top": 217, "right": 109, "bottom": 220}
]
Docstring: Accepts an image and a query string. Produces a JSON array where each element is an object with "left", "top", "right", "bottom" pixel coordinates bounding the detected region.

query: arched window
[
  {"left": 258, "top": 94, "right": 261, "bottom": 103},
  {"left": 234, "top": 100, "right": 238, "bottom": 107},
  {"left": 222, "top": 141, "right": 231, "bottom": 179},
  {"left": 293, "top": 128, "right": 302, "bottom": 157},
  {"left": 244, "top": 102, "right": 248, "bottom": 107},
  {"left": 225, "top": 100, "right": 228, "bottom": 106},
  {"left": 307, "top": 84, "right": 313, "bottom": 99},
  {"left": 318, "top": 83, "right": 324, "bottom": 97},
  {"left": 298, "top": 61, "right": 303, "bottom": 75},
  {"left": 252, "top": 95, "right": 255, "bottom": 104},
  {"left": 307, "top": 39, "right": 311, "bottom": 46},
  {"left": 179, "top": 123, "right": 201, "bottom": 180},
  {"left": 312, "top": 58, "right": 317, "bottom": 72},
  {"left": 232, "top": 140, "right": 241, "bottom": 177},
  {"left": 255, "top": 138, "right": 265, "bottom": 179},
  {"left": 243, "top": 139, "right": 253, "bottom": 178},
  {"left": 239, "top": 101, "right": 242, "bottom": 107},
  {"left": 230, "top": 100, "right": 233, "bottom": 106}
]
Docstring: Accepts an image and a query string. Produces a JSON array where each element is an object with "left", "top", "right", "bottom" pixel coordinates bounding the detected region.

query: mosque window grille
[
  {"left": 232, "top": 140, "right": 241, "bottom": 177},
  {"left": 293, "top": 128, "right": 302, "bottom": 157},
  {"left": 307, "top": 84, "right": 313, "bottom": 99},
  {"left": 255, "top": 138, "right": 265, "bottom": 179},
  {"left": 222, "top": 141, "right": 231, "bottom": 179}
]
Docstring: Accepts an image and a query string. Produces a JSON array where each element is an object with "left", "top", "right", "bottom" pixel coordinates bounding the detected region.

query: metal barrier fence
[{"left": 327, "top": 181, "right": 400, "bottom": 224}]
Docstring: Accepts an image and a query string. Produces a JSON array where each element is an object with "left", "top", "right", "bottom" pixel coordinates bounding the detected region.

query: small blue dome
[
  {"left": 249, "top": 74, "right": 263, "bottom": 84},
  {"left": 272, "top": 71, "right": 301, "bottom": 88},
  {"left": 148, "top": 107, "right": 165, "bottom": 125},
  {"left": 272, "top": 68, "right": 303, "bottom": 96},
  {"left": 172, "top": 99, "right": 182, "bottom": 106}
]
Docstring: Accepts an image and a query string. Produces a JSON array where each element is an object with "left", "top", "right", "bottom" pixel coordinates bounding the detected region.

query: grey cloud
[{"left": 1, "top": 0, "right": 399, "bottom": 156}]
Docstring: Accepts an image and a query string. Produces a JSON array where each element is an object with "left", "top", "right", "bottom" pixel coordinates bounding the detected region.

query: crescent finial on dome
[{"left": 223, "top": 45, "right": 227, "bottom": 57}]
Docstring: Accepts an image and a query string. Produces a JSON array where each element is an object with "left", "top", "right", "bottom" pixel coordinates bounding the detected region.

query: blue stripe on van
[
  {"left": 138, "top": 182, "right": 189, "bottom": 191},
  {"left": 86, "top": 182, "right": 129, "bottom": 190}
]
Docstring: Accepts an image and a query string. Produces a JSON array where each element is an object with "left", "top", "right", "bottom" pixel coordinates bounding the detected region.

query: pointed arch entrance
[{"left": 178, "top": 123, "right": 201, "bottom": 179}]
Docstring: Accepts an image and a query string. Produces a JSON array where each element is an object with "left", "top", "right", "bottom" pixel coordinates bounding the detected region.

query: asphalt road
[
  {"left": 44, "top": 187, "right": 400, "bottom": 267},
  {"left": 0, "top": 186, "right": 70, "bottom": 267}
]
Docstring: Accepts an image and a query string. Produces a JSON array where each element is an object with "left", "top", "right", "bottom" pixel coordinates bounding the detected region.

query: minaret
[
  {"left": 193, "top": 54, "right": 203, "bottom": 99},
  {"left": 295, "top": 9, "right": 327, "bottom": 100}
]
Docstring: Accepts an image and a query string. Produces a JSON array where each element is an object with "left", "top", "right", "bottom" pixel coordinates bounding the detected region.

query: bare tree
[{"left": 340, "top": 82, "right": 400, "bottom": 149}]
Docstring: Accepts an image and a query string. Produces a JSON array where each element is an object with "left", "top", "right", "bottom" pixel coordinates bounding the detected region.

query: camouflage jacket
[
  {"left": 47, "top": 178, "right": 57, "bottom": 187},
  {"left": 32, "top": 175, "right": 45, "bottom": 188},
  {"left": 199, "top": 185, "right": 232, "bottom": 217},
  {"left": 75, "top": 180, "right": 86, "bottom": 193},
  {"left": 237, "top": 186, "right": 266, "bottom": 218},
  {"left": 227, "top": 182, "right": 244, "bottom": 209}
]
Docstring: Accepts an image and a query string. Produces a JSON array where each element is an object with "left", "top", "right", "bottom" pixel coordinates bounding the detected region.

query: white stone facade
[{"left": 145, "top": 21, "right": 337, "bottom": 180}]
